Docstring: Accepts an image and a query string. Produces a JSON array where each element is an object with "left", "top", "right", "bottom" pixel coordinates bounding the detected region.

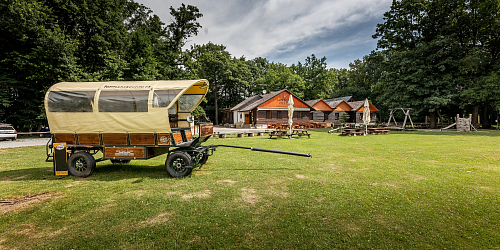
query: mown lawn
[{"left": 1, "top": 130, "right": 499, "bottom": 249}]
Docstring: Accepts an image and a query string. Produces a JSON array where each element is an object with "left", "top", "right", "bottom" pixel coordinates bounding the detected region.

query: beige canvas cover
[{"left": 45, "top": 80, "right": 209, "bottom": 133}]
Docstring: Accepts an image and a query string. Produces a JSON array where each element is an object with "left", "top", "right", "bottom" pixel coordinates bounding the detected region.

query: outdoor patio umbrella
[
  {"left": 363, "top": 98, "right": 371, "bottom": 135},
  {"left": 288, "top": 94, "right": 294, "bottom": 136}
]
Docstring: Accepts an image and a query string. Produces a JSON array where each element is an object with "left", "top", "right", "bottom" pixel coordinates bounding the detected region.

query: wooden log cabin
[
  {"left": 305, "top": 99, "right": 334, "bottom": 123},
  {"left": 229, "top": 90, "right": 313, "bottom": 127}
]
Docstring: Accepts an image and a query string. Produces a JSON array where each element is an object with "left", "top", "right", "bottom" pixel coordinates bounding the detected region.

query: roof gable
[
  {"left": 326, "top": 100, "right": 351, "bottom": 111},
  {"left": 307, "top": 99, "right": 333, "bottom": 111},
  {"left": 260, "top": 90, "right": 311, "bottom": 109},
  {"left": 348, "top": 101, "right": 379, "bottom": 112}
]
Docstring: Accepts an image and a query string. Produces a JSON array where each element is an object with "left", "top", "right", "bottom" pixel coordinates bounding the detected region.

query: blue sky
[{"left": 136, "top": 0, "right": 393, "bottom": 69}]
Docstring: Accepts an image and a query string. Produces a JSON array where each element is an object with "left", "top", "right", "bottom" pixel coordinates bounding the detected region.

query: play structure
[
  {"left": 386, "top": 108, "right": 414, "bottom": 130},
  {"left": 440, "top": 115, "right": 478, "bottom": 132}
]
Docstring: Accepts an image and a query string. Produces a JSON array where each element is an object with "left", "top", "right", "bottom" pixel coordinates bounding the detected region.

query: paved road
[{"left": 0, "top": 138, "right": 50, "bottom": 149}]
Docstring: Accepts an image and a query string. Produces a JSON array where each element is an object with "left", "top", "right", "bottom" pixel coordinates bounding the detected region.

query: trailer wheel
[
  {"left": 165, "top": 151, "right": 193, "bottom": 177},
  {"left": 110, "top": 159, "right": 131, "bottom": 164},
  {"left": 68, "top": 152, "right": 96, "bottom": 177}
]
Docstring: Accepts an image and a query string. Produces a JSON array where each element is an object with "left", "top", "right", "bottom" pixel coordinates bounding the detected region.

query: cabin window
[
  {"left": 153, "top": 89, "right": 182, "bottom": 108},
  {"left": 178, "top": 95, "right": 203, "bottom": 111},
  {"left": 98, "top": 90, "right": 149, "bottom": 112},
  {"left": 266, "top": 111, "right": 271, "bottom": 119},
  {"left": 48, "top": 91, "right": 95, "bottom": 112},
  {"left": 277, "top": 111, "right": 282, "bottom": 119},
  {"left": 298, "top": 112, "right": 302, "bottom": 119}
]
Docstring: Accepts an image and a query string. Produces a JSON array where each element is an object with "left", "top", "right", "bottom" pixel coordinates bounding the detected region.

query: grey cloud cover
[{"left": 136, "top": 0, "right": 392, "bottom": 69}]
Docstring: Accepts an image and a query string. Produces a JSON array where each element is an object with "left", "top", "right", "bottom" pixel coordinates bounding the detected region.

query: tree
[
  {"left": 372, "top": 0, "right": 500, "bottom": 128},
  {"left": 262, "top": 63, "right": 306, "bottom": 98},
  {"left": 0, "top": 0, "right": 204, "bottom": 130},
  {"left": 187, "top": 43, "right": 233, "bottom": 124},
  {"left": 291, "top": 54, "right": 334, "bottom": 100}
]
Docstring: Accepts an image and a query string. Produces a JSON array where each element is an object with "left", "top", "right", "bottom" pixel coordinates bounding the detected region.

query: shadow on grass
[
  {"left": 0, "top": 162, "right": 301, "bottom": 182},
  {"left": 203, "top": 168, "right": 301, "bottom": 171},
  {"left": 390, "top": 130, "right": 500, "bottom": 137},
  {"left": 0, "top": 163, "right": 166, "bottom": 182}
]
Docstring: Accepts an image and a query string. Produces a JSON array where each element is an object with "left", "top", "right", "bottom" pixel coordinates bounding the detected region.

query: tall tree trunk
[
  {"left": 472, "top": 104, "right": 479, "bottom": 128},
  {"left": 482, "top": 102, "right": 491, "bottom": 129},
  {"left": 429, "top": 111, "right": 437, "bottom": 129},
  {"left": 436, "top": 109, "right": 444, "bottom": 128},
  {"left": 214, "top": 88, "right": 219, "bottom": 125}
]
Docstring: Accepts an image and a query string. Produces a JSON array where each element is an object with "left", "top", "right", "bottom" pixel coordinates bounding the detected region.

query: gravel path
[{"left": 0, "top": 138, "right": 51, "bottom": 149}]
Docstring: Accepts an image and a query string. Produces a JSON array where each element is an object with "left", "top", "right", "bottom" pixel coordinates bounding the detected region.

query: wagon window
[
  {"left": 98, "top": 90, "right": 149, "bottom": 112},
  {"left": 178, "top": 95, "right": 203, "bottom": 111},
  {"left": 48, "top": 91, "right": 95, "bottom": 112},
  {"left": 152, "top": 89, "right": 182, "bottom": 108}
]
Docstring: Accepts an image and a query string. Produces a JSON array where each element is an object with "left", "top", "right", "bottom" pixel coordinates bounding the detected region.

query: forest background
[{"left": 1, "top": 0, "right": 499, "bottom": 130}]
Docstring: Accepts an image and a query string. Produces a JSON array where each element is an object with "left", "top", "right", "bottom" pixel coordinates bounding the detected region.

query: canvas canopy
[{"left": 45, "top": 80, "right": 209, "bottom": 134}]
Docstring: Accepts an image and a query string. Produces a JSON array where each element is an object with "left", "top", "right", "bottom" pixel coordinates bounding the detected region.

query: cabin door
[{"left": 245, "top": 114, "right": 250, "bottom": 124}]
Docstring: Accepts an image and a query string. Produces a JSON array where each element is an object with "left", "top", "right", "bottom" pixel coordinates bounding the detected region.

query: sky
[{"left": 135, "top": 0, "right": 393, "bottom": 69}]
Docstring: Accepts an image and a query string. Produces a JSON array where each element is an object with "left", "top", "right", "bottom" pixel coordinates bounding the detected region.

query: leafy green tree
[
  {"left": 245, "top": 57, "right": 270, "bottom": 95},
  {"left": 187, "top": 42, "right": 234, "bottom": 124},
  {"left": 262, "top": 63, "right": 306, "bottom": 98},
  {"left": 372, "top": 0, "right": 500, "bottom": 128},
  {"left": 291, "top": 54, "right": 334, "bottom": 100},
  {"left": 0, "top": 0, "right": 204, "bottom": 130}
]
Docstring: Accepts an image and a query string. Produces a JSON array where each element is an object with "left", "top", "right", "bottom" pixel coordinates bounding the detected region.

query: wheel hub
[{"left": 175, "top": 162, "right": 183, "bottom": 169}]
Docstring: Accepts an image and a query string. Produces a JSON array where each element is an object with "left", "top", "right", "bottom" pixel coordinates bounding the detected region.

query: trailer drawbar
[{"left": 208, "top": 145, "right": 311, "bottom": 158}]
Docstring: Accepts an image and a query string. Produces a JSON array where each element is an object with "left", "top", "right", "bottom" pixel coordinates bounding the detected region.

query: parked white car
[{"left": 0, "top": 124, "right": 17, "bottom": 141}]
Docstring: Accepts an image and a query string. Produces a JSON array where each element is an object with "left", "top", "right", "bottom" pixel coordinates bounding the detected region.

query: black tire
[
  {"left": 165, "top": 151, "right": 193, "bottom": 178},
  {"left": 67, "top": 151, "right": 96, "bottom": 177},
  {"left": 110, "top": 159, "right": 131, "bottom": 164}
]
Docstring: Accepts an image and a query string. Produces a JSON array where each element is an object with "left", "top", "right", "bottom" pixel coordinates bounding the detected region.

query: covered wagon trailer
[{"left": 45, "top": 79, "right": 213, "bottom": 178}]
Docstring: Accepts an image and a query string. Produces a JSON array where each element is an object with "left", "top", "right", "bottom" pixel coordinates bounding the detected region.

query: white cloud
[{"left": 136, "top": 0, "right": 392, "bottom": 68}]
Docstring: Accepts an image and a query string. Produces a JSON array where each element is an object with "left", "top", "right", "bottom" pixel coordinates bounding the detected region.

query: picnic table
[
  {"left": 367, "top": 128, "right": 390, "bottom": 135},
  {"left": 269, "top": 130, "right": 291, "bottom": 139},
  {"left": 342, "top": 128, "right": 364, "bottom": 136},
  {"left": 291, "top": 129, "right": 311, "bottom": 138}
]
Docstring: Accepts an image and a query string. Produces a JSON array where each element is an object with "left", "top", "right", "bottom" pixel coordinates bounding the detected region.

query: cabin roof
[
  {"left": 231, "top": 90, "right": 313, "bottom": 112},
  {"left": 325, "top": 100, "right": 344, "bottom": 109},
  {"left": 348, "top": 101, "right": 379, "bottom": 112},
  {"left": 324, "top": 96, "right": 355, "bottom": 103},
  {"left": 304, "top": 99, "right": 321, "bottom": 107},
  {"left": 348, "top": 101, "right": 365, "bottom": 111}
]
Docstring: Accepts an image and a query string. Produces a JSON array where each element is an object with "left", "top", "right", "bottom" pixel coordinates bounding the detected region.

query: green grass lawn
[{"left": 1, "top": 130, "right": 500, "bottom": 249}]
